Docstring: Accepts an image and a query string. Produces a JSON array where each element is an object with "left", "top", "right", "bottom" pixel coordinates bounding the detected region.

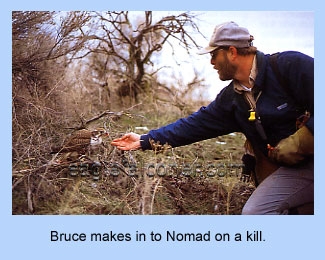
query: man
[{"left": 111, "top": 21, "right": 314, "bottom": 215}]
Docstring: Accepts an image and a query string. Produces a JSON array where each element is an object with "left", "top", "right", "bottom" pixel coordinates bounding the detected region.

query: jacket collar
[
  {"left": 254, "top": 51, "right": 268, "bottom": 90},
  {"left": 233, "top": 54, "right": 258, "bottom": 94}
]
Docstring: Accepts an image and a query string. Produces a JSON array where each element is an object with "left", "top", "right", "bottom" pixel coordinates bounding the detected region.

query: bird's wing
[{"left": 60, "top": 129, "right": 92, "bottom": 152}]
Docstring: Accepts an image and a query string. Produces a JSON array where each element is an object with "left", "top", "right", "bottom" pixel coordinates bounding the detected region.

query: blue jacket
[{"left": 140, "top": 51, "right": 314, "bottom": 156}]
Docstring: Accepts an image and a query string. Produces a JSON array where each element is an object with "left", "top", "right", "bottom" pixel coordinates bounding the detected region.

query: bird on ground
[{"left": 51, "top": 128, "right": 109, "bottom": 162}]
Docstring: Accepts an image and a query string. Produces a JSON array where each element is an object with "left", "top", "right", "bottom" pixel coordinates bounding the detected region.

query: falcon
[{"left": 51, "top": 127, "right": 109, "bottom": 162}]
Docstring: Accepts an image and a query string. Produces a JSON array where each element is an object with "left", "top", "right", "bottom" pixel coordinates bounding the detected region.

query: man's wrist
[{"left": 139, "top": 134, "right": 150, "bottom": 150}]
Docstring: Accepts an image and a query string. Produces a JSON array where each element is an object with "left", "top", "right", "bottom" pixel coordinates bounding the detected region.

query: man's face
[{"left": 210, "top": 48, "right": 237, "bottom": 81}]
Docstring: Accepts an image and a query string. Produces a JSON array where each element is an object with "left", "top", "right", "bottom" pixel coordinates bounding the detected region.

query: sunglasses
[{"left": 210, "top": 47, "right": 228, "bottom": 59}]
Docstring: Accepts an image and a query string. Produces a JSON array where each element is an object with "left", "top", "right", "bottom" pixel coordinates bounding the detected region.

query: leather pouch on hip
[{"left": 268, "top": 126, "right": 314, "bottom": 166}]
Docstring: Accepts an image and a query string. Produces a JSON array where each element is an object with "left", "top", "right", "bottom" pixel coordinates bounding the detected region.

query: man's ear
[{"left": 228, "top": 46, "right": 238, "bottom": 60}]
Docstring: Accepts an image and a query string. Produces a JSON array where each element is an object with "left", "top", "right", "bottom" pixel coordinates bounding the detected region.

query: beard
[{"left": 216, "top": 54, "right": 237, "bottom": 81}]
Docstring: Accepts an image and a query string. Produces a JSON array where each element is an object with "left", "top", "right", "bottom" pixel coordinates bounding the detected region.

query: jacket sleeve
[
  {"left": 277, "top": 52, "right": 314, "bottom": 134},
  {"left": 140, "top": 87, "right": 240, "bottom": 150}
]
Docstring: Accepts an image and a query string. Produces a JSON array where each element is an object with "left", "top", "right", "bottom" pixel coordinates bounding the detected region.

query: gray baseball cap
[{"left": 198, "top": 21, "right": 254, "bottom": 55}]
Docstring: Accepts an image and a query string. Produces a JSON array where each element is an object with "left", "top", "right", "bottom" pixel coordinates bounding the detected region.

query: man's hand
[
  {"left": 111, "top": 132, "right": 141, "bottom": 151},
  {"left": 268, "top": 126, "right": 313, "bottom": 165}
]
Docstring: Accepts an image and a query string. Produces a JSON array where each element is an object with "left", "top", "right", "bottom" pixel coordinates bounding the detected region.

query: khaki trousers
[{"left": 242, "top": 158, "right": 314, "bottom": 215}]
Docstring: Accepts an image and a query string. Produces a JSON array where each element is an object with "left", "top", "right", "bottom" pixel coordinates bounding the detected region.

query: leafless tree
[
  {"left": 12, "top": 11, "right": 92, "bottom": 167},
  {"left": 83, "top": 11, "right": 203, "bottom": 102},
  {"left": 12, "top": 11, "right": 91, "bottom": 99}
]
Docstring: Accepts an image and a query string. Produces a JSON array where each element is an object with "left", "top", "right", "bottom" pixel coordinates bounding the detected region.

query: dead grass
[{"left": 12, "top": 108, "right": 255, "bottom": 215}]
